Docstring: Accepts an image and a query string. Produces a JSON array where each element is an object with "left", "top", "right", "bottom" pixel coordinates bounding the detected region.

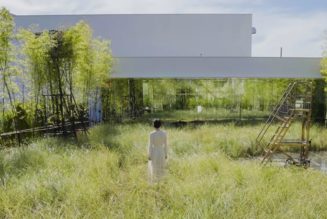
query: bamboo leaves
[
  {"left": 18, "top": 30, "right": 55, "bottom": 98},
  {"left": 18, "top": 20, "right": 113, "bottom": 107},
  {"left": 322, "top": 54, "right": 327, "bottom": 93},
  {"left": 64, "top": 21, "right": 113, "bottom": 102},
  {"left": 0, "top": 7, "right": 16, "bottom": 101}
]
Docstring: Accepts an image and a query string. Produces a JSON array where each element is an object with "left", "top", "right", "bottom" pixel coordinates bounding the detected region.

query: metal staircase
[{"left": 256, "top": 81, "right": 313, "bottom": 166}]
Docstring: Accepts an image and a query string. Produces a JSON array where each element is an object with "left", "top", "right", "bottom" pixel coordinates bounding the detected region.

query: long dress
[{"left": 148, "top": 130, "right": 168, "bottom": 183}]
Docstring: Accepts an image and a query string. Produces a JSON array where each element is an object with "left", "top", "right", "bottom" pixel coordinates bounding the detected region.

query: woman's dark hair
[{"left": 153, "top": 119, "right": 162, "bottom": 129}]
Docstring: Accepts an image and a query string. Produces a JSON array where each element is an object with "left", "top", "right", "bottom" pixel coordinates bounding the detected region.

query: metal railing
[{"left": 256, "top": 81, "right": 313, "bottom": 149}]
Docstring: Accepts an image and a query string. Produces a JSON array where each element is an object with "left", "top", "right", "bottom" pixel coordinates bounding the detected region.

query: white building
[{"left": 14, "top": 14, "right": 322, "bottom": 79}]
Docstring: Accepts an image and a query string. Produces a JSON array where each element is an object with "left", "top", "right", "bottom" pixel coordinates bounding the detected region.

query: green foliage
[
  {"left": 2, "top": 104, "right": 32, "bottom": 132},
  {"left": 0, "top": 8, "right": 20, "bottom": 102},
  {"left": 323, "top": 63, "right": 327, "bottom": 92},
  {"left": 64, "top": 21, "right": 113, "bottom": 101},
  {"left": 0, "top": 7, "right": 14, "bottom": 67},
  {"left": 0, "top": 7, "right": 22, "bottom": 137},
  {"left": 0, "top": 9, "right": 113, "bottom": 136},
  {"left": 16, "top": 20, "right": 113, "bottom": 129},
  {"left": 117, "top": 79, "right": 291, "bottom": 115},
  {"left": 322, "top": 39, "right": 327, "bottom": 92},
  {"left": 312, "top": 79, "right": 327, "bottom": 123},
  {"left": 18, "top": 29, "right": 55, "bottom": 98},
  {"left": 322, "top": 42, "right": 327, "bottom": 124}
]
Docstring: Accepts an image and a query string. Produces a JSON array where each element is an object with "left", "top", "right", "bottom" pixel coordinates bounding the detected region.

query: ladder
[{"left": 257, "top": 81, "right": 313, "bottom": 166}]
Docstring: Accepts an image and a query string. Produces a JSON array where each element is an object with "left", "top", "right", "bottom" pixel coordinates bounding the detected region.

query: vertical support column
[
  {"left": 300, "top": 118, "right": 306, "bottom": 160},
  {"left": 303, "top": 81, "right": 313, "bottom": 160},
  {"left": 305, "top": 111, "right": 311, "bottom": 159},
  {"left": 100, "top": 82, "right": 111, "bottom": 122},
  {"left": 312, "top": 79, "right": 326, "bottom": 124},
  {"left": 128, "top": 79, "right": 144, "bottom": 118},
  {"left": 128, "top": 79, "right": 136, "bottom": 118},
  {"left": 1, "top": 81, "right": 4, "bottom": 133}
]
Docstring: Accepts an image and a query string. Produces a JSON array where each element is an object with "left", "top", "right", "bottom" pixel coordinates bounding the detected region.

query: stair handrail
[
  {"left": 255, "top": 82, "right": 297, "bottom": 146},
  {"left": 256, "top": 82, "right": 296, "bottom": 143},
  {"left": 261, "top": 109, "right": 296, "bottom": 164}
]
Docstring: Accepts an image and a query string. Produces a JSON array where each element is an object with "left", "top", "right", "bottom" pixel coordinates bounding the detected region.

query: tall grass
[
  {"left": 88, "top": 122, "right": 327, "bottom": 158},
  {"left": 0, "top": 123, "right": 326, "bottom": 218}
]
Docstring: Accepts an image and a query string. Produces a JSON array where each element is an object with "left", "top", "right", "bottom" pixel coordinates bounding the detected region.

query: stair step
[
  {"left": 264, "top": 149, "right": 273, "bottom": 154},
  {"left": 280, "top": 140, "right": 310, "bottom": 145},
  {"left": 274, "top": 115, "right": 287, "bottom": 122},
  {"left": 293, "top": 108, "right": 310, "bottom": 112},
  {"left": 273, "top": 130, "right": 288, "bottom": 135},
  {"left": 273, "top": 133, "right": 284, "bottom": 137}
]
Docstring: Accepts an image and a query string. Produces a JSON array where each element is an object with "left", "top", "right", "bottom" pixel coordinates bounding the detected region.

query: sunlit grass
[
  {"left": 0, "top": 123, "right": 326, "bottom": 218},
  {"left": 88, "top": 122, "right": 327, "bottom": 158}
]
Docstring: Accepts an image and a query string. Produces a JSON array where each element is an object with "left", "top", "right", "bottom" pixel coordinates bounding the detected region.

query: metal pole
[{"left": 280, "top": 47, "right": 283, "bottom": 57}]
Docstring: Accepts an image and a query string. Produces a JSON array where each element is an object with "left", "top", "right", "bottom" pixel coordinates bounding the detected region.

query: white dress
[{"left": 148, "top": 130, "right": 168, "bottom": 183}]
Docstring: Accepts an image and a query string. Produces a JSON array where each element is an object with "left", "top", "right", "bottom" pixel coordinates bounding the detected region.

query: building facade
[{"left": 14, "top": 13, "right": 322, "bottom": 79}]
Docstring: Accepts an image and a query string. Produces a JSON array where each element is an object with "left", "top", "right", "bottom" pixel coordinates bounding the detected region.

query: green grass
[
  {"left": 0, "top": 123, "right": 327, "bottom": 218},
  {"left": 88, "top": 122, "right": 327, "bottom": 158}
]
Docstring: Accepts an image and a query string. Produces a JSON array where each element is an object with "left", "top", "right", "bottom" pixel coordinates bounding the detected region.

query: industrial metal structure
[{"left": 257, "top": 81, "right": 313, "bottom": 166}]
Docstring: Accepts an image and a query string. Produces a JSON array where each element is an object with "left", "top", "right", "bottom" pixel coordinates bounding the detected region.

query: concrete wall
[
  {"left": 14, "top": 14, "right": 322, "bottom": 79},
  {"left": 14, "top": 14, "right": 252, "bottom": 57},
  {"left": 111, "top": 57, "right": 322, "bottom": 79}
]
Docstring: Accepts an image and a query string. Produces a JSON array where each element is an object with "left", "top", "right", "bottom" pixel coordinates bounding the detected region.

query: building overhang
[{"left": 111, "top": 57, "right": 322, "bottom": 79}]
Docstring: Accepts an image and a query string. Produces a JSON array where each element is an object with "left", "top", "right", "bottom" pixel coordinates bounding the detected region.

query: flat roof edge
[
  {"left": 13, "top": 13, "right": 253, "bottom": 17},
  {"left": 111, "top": 56, "right": 323, "bottom": 79}
]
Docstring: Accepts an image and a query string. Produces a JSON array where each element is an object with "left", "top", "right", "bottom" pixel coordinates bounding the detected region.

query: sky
[{"left": 1, "top": 0, "right": 327, "bottom": 57}]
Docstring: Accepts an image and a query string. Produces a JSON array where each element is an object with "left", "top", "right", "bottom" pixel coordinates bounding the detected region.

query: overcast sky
[{"left": 1, "top": 0, "right": 327, "bottom": 57}]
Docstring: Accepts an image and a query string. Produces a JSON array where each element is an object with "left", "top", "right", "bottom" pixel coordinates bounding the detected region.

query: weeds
[{"left": 0, "top": 123, "right": 326, "bottom": 218}]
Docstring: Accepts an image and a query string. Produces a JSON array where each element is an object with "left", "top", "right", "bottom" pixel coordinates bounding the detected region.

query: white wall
[
  {"left": 111, "top": 57, "right": 322, "bottom": 79},
  {"left": 14, "top": 14, "right": 252, "bottom": 57}
]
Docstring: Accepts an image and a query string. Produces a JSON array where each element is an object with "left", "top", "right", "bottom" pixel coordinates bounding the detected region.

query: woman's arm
[
  {"left": 148, "top": 135, "right": 153, "bottom": 160},
  {"left": 164, "top": 133, "right": 168, "bottom": 159}
]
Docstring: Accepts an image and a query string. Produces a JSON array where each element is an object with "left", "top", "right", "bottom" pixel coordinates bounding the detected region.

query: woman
[{"left": 148, "top": 119, "right": 168, "bottom": 183}]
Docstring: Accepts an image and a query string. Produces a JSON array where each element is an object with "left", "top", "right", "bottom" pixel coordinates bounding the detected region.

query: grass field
[
  {"left": 0, "top": 123, "right": 327, "bottom": 218},
  {"left": 87, "top": 122, "right": 327, "bottom": 158}
]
